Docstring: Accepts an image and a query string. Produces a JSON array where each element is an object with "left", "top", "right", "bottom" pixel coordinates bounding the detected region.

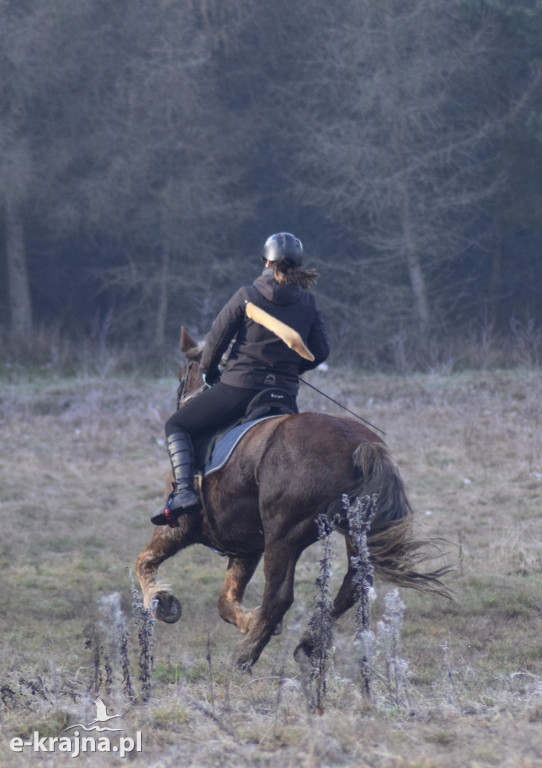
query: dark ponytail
[{"left": 271, "top": 256, "right": 320, "bottom": 289}]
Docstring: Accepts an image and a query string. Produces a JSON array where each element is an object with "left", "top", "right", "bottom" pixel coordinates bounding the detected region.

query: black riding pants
[{"left": 165, "top": 382, "right": 260, "bottom": 439}]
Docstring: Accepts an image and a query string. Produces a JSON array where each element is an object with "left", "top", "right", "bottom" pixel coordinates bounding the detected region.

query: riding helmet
[{"left": 261, "top": 232, "right": 304, "bottom": 266}]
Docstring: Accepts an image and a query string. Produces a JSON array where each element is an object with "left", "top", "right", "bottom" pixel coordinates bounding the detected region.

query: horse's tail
[{"left": 351, "top": 442, "right": 452, "bottom": 599}]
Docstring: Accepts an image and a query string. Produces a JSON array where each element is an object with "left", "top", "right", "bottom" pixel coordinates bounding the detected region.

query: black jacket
[{"left": 200, "top": 270, "right": 330, "bottom": 395}]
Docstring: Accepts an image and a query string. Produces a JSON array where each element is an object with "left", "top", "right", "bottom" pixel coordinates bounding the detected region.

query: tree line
[{"left": 1, "top": 0, "right": 541, "bottom": 369}]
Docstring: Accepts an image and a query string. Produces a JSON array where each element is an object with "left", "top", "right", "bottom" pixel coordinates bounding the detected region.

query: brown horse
[{"left": 136, "top": 328, "right": 448, "bottom": 670}]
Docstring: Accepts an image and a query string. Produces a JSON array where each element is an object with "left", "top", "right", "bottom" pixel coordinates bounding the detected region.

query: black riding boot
[{"left": 151, "top": 431, "right": 202, "bottom": 526}]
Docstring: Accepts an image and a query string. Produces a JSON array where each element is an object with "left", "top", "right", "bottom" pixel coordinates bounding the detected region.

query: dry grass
[{"left": 0, "top": 368, "right": 541, "bottom": 766}]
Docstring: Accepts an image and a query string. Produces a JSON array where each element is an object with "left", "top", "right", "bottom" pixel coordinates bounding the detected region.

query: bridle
[{"left": 176, "top": 360, "right": 206, "bottom": 409}]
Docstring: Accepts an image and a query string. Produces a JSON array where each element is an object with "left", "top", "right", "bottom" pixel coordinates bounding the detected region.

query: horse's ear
[{"left": 180, "top": 327, "right": 198, "bottom": 353}]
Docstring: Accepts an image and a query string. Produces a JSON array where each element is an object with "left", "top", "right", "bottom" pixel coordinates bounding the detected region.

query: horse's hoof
[
  {"left": 234, "top": 643, "right": 256, "bottom": 673},
  {"left": 236, "top": 658, "right": 254, "bottom": 674},
  {"left": 155, "top": 593, "right": 182, "bottom": 624},
  {"left": 293, "top": 636, "right": 313, "bottom": 662}
]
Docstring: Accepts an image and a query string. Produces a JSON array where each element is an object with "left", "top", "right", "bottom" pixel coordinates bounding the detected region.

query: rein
[
  {"left": 299, "top": 376, "right": 386, "bottom": 436},
  {"left": 176, "top": 361, "right": 205, "bottom": 408},
  {"left": 177, "top": 361, "right": 385, "bottom": 436}
]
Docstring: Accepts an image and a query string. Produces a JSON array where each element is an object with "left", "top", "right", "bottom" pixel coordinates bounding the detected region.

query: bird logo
[{"left": 64, "top": 697, "right": 122, "bottom": 732}]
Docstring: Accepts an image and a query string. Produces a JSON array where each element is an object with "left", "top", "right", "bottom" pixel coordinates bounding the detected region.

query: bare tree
[
  {"left": 0, "top": 0, "right": 105, "bottom": 340},
  {"left": 0, "top": 2, "right": 40, "bottom": 340},
  {"left": 0, "top": 0, "right": 257, "bottom": 349},
  {"left": 292, "top": 0, "right": 509, "bottom": 351},
  {"left": 70, "top": 0, "right": 257, "bottom": 348}
]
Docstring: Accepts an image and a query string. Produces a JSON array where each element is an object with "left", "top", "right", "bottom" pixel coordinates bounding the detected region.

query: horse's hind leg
[
  {"left": 136, "top": 521, "right": 197, "bottom": 623},
  {"left": 331, "top": 538, "right": 361, "bottom": 619},
  {"left": 235, "top": 540, "right": 299, "bottom": 670},
  {"left": 217, "top": 554, "right": 262, "bottom": 634}
]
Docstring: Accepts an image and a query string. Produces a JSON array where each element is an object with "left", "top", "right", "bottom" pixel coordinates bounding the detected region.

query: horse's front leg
[
  {"left": 217, "top": 554, "right": 262, "bottom": 633},
  {"left": 234, "top": 540, "right": 299, "bottom": 670},
  {"left": 135, "top": 514, "right": 201, "bottom": 623}
]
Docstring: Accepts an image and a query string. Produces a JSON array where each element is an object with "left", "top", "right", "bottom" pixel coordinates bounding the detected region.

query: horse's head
[{"left": 177, "top": 327, "right": 205, "bottom": 407}]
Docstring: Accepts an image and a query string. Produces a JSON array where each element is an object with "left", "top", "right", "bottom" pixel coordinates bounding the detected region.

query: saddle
[{"left": 193, "top": 388, "right": 297, "bottom": 476}]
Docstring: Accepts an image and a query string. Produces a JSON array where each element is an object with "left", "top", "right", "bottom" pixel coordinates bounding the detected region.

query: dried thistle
[
  {"left": 344, "top": 493, "right": 377, "bottom": 698},
  {"left": 303, "top": 513, "right": 336, "bottom": 713},
  {"left": 98, "top": 592, "right": 132, "bottom": 703},
  {"left": 376, "top": 588, "right": 411, "bottom": 710},
  {"left": 83, "top": 621, "right": 103, "bottom": 697},
  {"left": 130, "top": 574, "right": 155, "bottom": 702},
  {"left": 206, "top": 631, "right": 215, "bottom": 709},
  {"left": 120, "top": 623, "right": 136, "bottom": 701}
]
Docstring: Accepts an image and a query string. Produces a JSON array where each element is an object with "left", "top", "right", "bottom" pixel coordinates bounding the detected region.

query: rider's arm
[
  {"left": 298, "top": 306, "right": 330, "bottom": 374},
  {"left": 200, "top": 289, "right": 245, "bottom": 381}
]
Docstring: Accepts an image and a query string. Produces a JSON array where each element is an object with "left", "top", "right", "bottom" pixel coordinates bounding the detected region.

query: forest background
[
  {"left": 1, "top": 0, "right": 542, "bottom": 371},
  {"left": 2, "top": 4, "right": 542, "bottom": 765}
]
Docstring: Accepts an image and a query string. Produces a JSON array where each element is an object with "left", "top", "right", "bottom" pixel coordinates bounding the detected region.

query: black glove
[{"left": 202, "top": 368, "right": 221, "bottom": 387}]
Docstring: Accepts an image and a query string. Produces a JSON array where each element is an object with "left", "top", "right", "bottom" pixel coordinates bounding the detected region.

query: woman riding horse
[{"left": 151, "top": 232, "right": 331, "bottom": 527}]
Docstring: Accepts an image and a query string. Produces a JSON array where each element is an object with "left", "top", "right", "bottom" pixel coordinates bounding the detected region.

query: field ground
[{"left": 0, "top": 367, "right": 541, "bottom": 767}]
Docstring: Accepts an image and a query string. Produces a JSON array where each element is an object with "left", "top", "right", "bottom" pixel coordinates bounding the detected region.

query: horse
[{"left": 136, "top": 328, "right": 449, "bottom": 670}]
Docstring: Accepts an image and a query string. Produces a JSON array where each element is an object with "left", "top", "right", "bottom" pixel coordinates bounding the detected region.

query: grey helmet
[{"left": 261, "top": 232, "right": 303, "bottom": 266}]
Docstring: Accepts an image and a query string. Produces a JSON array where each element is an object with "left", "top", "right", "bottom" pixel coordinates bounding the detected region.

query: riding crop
[{"left": 299, "top": 377, "right": 386, "bottom": 436}]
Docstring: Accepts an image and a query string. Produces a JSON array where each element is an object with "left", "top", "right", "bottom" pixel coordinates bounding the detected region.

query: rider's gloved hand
[{"left": 202, "top": 368, "right": 220, "bottom": 388}]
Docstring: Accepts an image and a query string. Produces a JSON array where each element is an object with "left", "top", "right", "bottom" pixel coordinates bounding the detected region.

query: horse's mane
[
  {"left": 185, "top": 345, "right": 204, "bottom": 361},
  {"left": 184, "top": 342, "right": 230, "bottom": 367}
]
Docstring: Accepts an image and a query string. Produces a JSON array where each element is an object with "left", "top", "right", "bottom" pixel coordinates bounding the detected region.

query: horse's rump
[{"left": 233, "top": 413, "right": 445, "bottom": 594}]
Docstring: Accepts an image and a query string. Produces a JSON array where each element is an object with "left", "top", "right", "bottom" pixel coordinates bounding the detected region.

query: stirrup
[
  {"left": 151, "top": 489, "right": 201, "bottom": 527},
  {"left": 151, "top": 505, "right": 181, "bottom": 528}
]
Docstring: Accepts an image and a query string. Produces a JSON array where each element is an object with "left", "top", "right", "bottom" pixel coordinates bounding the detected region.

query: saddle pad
[{"left": 203, "top": 415, "right": 284, "bottom": 477}]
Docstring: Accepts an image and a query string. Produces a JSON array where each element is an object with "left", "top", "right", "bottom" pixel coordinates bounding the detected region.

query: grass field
[{"left": 0, "top": 367, "right": 541, "bottom": 767}]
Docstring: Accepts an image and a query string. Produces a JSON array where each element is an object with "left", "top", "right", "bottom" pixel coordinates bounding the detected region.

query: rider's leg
[
  {"left": 151, "top": 383, "right": 259, "bottom": 527},
  {"left": 151, "top": 430, "right": 201, "bottom": 526}
]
